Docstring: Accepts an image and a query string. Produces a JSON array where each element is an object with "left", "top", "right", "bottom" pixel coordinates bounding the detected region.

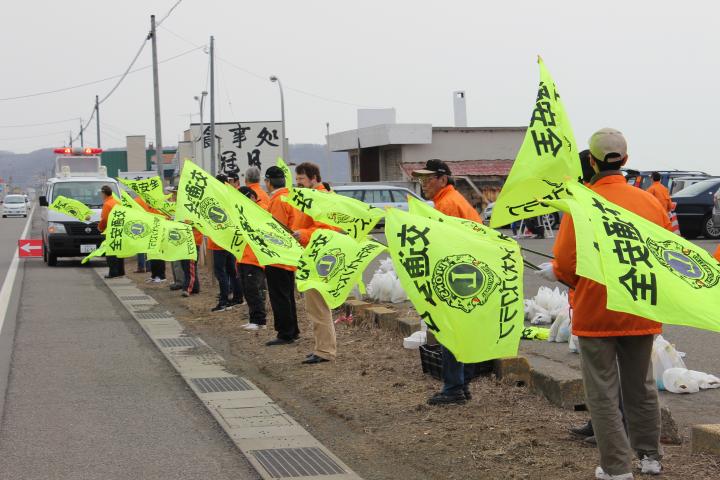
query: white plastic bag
[
  {"left": 663, "top": 368, "right": 700, "bottom": 394},
  {"left": 686, "top": 370, "right": 720, "bottom": 390},
  {"left": 403, "top": 331, "right": 426, "bottom": 349},
  {"left": 651, "top": 335, "right": 687, "bottom": 390},
  {"left": 367, "top": 260, "right": 408, "bottom": 303}
]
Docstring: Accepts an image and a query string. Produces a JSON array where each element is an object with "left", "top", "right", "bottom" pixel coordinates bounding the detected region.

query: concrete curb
[
  {"left": 691, "top": 424, "right": 720, "bottom": 454},
  {"left": 100, "top": 270, "right": 362, "bottom": 480}
]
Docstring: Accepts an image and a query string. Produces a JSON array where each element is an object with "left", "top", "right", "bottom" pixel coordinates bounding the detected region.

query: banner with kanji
[
  {"left": 490, "top": 57, "right": 580, "bottom": 228},
  {"left": 82, "top": 206, "right": 164, "bottom": 263},
  {"left": 386, "top": 209, "right": 524, "bottom": 363},
  {"left": 175, "top": 161, "right": 247, "bottom": 259},
  {"left": 296, "top": 229, "right": 385, "bottom": 308},
  {"left": 223, "top": 183, "right": 303, "bottom": 267},
  {"left": 49, "top": 195, "right": 92, "bottom": 222},
  {"left": 546, "top": 182, "right": 720, "bottom": 332},
  {"left": 147, "top": 221, "right": 197, "bottom": 262},
  {"left": 276, "top": 157, "right": 293, "bottom": 189},
  {"left": 283, "top": 187, "right": 384, "bottom": 240}
]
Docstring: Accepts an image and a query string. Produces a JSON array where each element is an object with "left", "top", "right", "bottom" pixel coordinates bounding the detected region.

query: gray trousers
[{"left": 579, "top": 335, "right": 662, "bottom": 475}]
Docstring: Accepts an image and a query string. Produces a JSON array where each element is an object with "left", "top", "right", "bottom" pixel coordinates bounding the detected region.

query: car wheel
[
  {"left": 47, "top": 249, "right": 57, "bottom": 266},
  {"left": 703, "top": 215, "right": 720, "bottom": 239}
]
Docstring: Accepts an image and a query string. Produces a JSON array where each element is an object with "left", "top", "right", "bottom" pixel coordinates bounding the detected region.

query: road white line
[{"left": 0, "top": 208, "right": 35, "bottom": 334}]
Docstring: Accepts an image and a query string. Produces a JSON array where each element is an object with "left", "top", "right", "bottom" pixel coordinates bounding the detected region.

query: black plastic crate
[{"left": 419, "top": 344, "right": 494, "bottom": 381}]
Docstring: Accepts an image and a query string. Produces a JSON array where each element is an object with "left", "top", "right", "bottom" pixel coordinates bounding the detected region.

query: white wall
[
  {"left": 401, "top": 129, "right": 525, "bottom": 163},
  {"left": 126, "top": 135, "right": 146, "bottom": 171}
]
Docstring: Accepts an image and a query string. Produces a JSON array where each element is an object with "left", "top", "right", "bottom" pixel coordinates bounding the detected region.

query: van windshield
[{"left": 51, "top": 182, "right": 117, "bottom": 209}]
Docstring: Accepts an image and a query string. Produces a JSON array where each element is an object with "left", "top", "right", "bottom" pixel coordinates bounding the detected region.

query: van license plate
[{"left": 80, "top": 244, "right": 97, "bottom": 253}]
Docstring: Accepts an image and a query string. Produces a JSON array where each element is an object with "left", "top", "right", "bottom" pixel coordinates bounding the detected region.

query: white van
[
  {"left": 38, "top": 149, "right": 119, "bottom": 266},
  {"left": 2, "top": 194, "right": 28, "bottom": 217}
]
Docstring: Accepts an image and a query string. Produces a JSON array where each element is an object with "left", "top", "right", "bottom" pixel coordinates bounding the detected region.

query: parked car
[
  {"left": 623, "top": 169, "right": 710, "bottom": 192},
  {"left": 483, "top": 201, "right": 561, "bottom": 229},
  {"left": 333, "top": 184, "right": 427, "bottom": 211},
  {"left": 671, "top": 178, "right": 720, "bottom": 239},
  {"left": 668, "top": 176, "right": 716, "bottom": 195},
  {"left": 2, "top": 194, "right": 28, "bottom": 217},
  {"left": 711, "top": 186, "right": 720, "bottom": 226}
]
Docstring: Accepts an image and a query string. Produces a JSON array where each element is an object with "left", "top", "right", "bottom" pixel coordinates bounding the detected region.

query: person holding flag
[
  {"left": 263, "top": 166, "right": 300, "bottom": 345},
  {"left": 237, "top": 186, "right": 269, "bottom": 331},
  {"left": 540, "top": 129, "right": 669, "bottom": 479},
  {"left": 99, "top": 185, "right": 125, "bottom": 279},
  {"left": 292, "top": 162, "right": 337, "bottom": 364},
  {"left": 411, "top": 159, "right": 483, "bottom": 405},
  {"left": 180, "top": 225, "right": 203, "bottom": 298}
]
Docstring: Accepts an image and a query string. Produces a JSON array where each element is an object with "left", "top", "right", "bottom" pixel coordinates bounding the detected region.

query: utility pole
[
  {"left": 326, "top": 122, "right": 330, "bottom": 164},
  {"left": 79, "top": 118, "right": 84, "bottom": 148},
  {"left": 69, "top": 131, "right": 73, "bottom": 148},
  {"left": 209, "top": 35, "right": 216, "bottom": 175},
  {"left": 95, "top": 95, "right": 101, "bottom": 148},
  {"left": 149, "top": 14, "right": 164, "bottom": 181}
]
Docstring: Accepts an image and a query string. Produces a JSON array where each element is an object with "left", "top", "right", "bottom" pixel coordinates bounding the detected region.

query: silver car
[{"left": 333, "top": 184, "right": 427, "bottom": 211}]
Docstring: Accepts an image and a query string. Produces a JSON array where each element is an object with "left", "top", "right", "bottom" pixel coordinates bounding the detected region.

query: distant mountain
[
  {"left": 0, "top": 148, "right": 55, "bottom": 187},
  {"left": 289, "top": 144, "right": 350, "bottom": 183}
]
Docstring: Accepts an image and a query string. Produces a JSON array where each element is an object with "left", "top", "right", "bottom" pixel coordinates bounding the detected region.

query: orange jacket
[
  {"left": 553, "top": 173, "right": 671, "bottom": 337},
  {"left": 98, "top": 195, "right": 119, "bottom": 233},
  {"left": 267, "top": 187, "right": 297, "bottom": 271},
  {"left": 646, "top": 181, "right": 673, "bottom": 213},
  {"left": 432, "top": 184, "right": 482, "bottom": 222},
  {"left": 192, "top": 228, "right": 203, "bottom": 246},
  {"left": 239, "top": 193, "right": 269, "bottom": 267},
  {"left": 292, "top": 183, "right": 339, "bottom": 246},
  {"left": 247, "top": 183, "right": 270, "bottom": 209}
]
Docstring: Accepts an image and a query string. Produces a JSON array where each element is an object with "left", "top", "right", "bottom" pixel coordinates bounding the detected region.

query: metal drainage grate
[
  {"left": 191, "top": 377, "right": 252, "bottom": 393},
  {"left": 251, "top": 447, "right": 346, "bottom": 478},
  {"left": 119, "top": 295, "right": 152, "bottom": 301},
  {"left": 157, "top": 337, "right": 201, "bottom": 348},
  {"left": 135, "top": 312, "right": 173, "bottom": 320}
]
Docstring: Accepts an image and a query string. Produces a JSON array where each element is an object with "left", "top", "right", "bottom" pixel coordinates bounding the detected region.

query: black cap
[
  {"left": 411, "top": 159, "right": 452, "bottom": 177},
  {"left": 226, "top": 172, "right": 239, "bottom": 181},
  {"left": 265, "top": 166, "right": 285, "bottom": 179}
]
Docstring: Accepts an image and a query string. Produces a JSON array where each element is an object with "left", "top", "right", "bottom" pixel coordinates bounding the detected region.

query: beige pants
[
  {"left": 579, "top": 335, "right": 662, "bottom": 475},
  {"left": 305, "top": 289, "right": 336, "bottom": 361}
]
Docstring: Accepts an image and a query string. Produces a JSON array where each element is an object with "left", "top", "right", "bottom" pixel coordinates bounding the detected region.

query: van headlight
[{"left": 48, "top": 222, "right": 66, "bottom": 234}]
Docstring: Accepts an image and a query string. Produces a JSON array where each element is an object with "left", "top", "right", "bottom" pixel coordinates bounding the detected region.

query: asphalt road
[{"left": 0, "top": 214, "right": 258, "bottom": 479}]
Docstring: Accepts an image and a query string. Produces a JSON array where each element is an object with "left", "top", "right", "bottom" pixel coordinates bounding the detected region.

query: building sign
[
  {"left": 118, "top": 171, "right": 157, "bottom": 181},
  {"left": 189, "top": 121, "right": 284, "bottom": 176}
]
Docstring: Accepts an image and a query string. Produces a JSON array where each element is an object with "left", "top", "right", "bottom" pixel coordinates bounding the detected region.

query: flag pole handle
[
  {"left": 520, "top": 246, "right": 554, "bottom": 260},
  {"left": 522, "top": 256, "right": 572, "bottom": 290}
]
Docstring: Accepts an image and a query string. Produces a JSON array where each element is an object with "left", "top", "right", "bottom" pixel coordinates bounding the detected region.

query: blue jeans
[
  {"left": 212, "top": 250, "right": 242, "bottom": 303},
  {"left": 137, "top": 253, "right": 146, "bottom": 270},
  {"left": 441, "top": 345, "right": 474, "bottom": 395}
]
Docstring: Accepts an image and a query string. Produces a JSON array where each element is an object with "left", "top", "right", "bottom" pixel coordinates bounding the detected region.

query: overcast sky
[{"left": 1, "top": 0, "right": 718, "bottom": 173}]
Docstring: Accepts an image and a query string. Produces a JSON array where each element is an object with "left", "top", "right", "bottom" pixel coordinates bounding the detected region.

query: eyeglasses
[{"left": 418, "top": 175, "right": 441, "bottom": 184}]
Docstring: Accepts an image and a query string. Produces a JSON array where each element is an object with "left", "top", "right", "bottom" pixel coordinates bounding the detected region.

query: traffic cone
[{"left": 669, "top": 210, "right": 681, "bottom": 235}]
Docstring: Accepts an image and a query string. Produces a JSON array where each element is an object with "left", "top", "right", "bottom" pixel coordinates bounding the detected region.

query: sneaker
[
  {"left": 463, "top": 389, "right": 472, "bottom": 401},
  {"left": 594, "top": 466, "right": 633, "bottom": 480},
  {"left": 181, "top": 291, "right": 190, "bottom": 297},
  {"left": 144, "top": 278, "right": 154, "bottom": 283},
  {"left": 211, "top": 303, "right": 229, "bottom": 313},
  {"left": 169, "top": 283, "right": 183, "bottom": 290},
  {"left": 152, "top": 277, "right": 166, "bottom": 283},
  {"left": 243, "top": 323, "right": 266, "bottom": 331},
  {"left": 640, "top": 457, "right": 662, "bottom": 475},
  {"left": 229, "top": 298, "right": 245, "bottom": 306},
  {"left": 427, "top": 391, "right": 467, "bottom": 406}
]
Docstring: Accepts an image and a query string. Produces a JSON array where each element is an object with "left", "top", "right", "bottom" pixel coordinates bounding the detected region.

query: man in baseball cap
[
  {"left": 589, "top": 128, "right": 628, "bottom": 166},
  {"left": 411, "top": 158, "right": 452, "bottom": 177}
]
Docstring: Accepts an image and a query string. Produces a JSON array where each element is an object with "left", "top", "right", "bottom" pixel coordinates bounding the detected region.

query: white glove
[{"left": 536, "top": 262, "right": 557, "bottom": 282}]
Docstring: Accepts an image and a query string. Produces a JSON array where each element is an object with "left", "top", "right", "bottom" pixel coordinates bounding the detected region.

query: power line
[{"left": 0, "top": 46, "right": 203, "bottom": 103}]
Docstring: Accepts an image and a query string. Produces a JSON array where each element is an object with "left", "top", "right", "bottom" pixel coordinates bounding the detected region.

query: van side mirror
[{"left": 39, "top": 196, "right": 48, "bottom": 206}]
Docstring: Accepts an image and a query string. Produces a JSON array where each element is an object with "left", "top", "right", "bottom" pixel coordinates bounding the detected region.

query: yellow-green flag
[
  {"left": 546, "top": 182, "right": 720, "bottom": 332},
  {"left": 277, "top": 157, "right": 293, "bottom": 189},
  {"left": 147, "top": 221, "right": 197, "bottom": 261},
  {"left": 49, "top": 195, "right": 92, "bottom": 222},
  {"left": 283, "top": 187, "right": 384, "bottom": 239},
  {"left": 490, "top": 57, "right": 580, "bottom": 228},
  {"left": 82, "top": 206, "right": 164, "bottom": 262},
  {"left": 386, "top": 208, "right": 524, "bottom": 363},
  {"left": 224, "top": 183, "right": 304, "bottom": 266},
  {"left": 175, "top": 161, "right": 247, "bottom": 259},
  {"left": 119, "top": 190, "right": 144, "bottom": 211},
  {"left": 118, "top": 176, "right": 173, "bottom": 215},
  {"left": 407, "top": 196, "right": 512, "bottom": 244},
  {"left": 296, "top": 229, "right": 385, "bottom": 308}
]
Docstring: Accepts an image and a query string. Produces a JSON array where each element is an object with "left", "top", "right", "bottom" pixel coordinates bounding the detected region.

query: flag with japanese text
[
  {"left": 175, "top": 161, "right": 247, "bottom": 259},
  {"left": 147, "top": 221, "right": 197, "bottom": 262},
  {"left": 49, "top": 195, "right": 92, "bottom": 222},
  {"left": 545, "top": 181, "right": 720, "bottom": 332},
  {"left": 283, "top": 187, "right": 384, "bottom": 240},
  {"left": 223, "top": 183, "right": 303, "bottom": 266},
  {"left": 119, "top": 190, "right": 145, "bottom": 212},
  {"left": 276, "top": 157, "right": 293, "bottom": 189},
  {"left": 490, "top": 57, "right": 580, "bottom": 228},
  {"left": 386, "top": 208, "right": 524, "bottom": 363},
  {"left": 118, "top": 176, "right": 174, "bottom": 217},
  {"left": 81, "top": 206, "right": 164, "bottom": 263},
  {"left": 296, "top": 229, "right": 385, "bottom": 308}
]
